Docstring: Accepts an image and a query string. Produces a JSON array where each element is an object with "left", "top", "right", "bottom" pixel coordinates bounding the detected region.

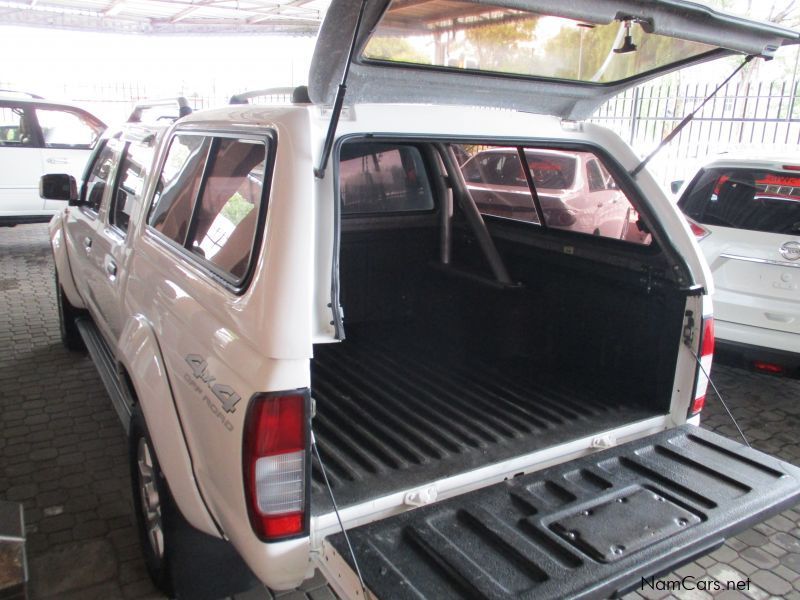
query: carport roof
[{"left": 0, "top": 0, "right": 329, "bottom": 34}]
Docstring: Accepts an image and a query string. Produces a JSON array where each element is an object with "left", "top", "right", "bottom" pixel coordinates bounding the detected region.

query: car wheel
[
  {"left": 130, "top": 406, "right": 175, "bottom": 597},
  {"left": 55, "top": 273, "right": 85, "bottom": 352}
]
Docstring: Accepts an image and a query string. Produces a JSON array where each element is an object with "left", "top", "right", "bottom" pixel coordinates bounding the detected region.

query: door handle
[
  {"left": 106, "top": 261, "right": 117, "bottom": 277},
  {"left": 47, "top": 158, "right": 69, "bottom": 165},
  {"left": 83, "top": 236, "right": 92, "bottom": 250}
]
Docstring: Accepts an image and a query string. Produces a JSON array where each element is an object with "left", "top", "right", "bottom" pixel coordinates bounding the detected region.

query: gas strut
[
  {"left": 314, "top": 0, "right": 370, "bottom": 179},
  {"left": 630, "top": 55, "right": 754, "bottom": 178}
]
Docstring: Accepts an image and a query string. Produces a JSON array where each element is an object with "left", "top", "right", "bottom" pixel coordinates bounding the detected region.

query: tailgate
[{"left": 322, "top": 425, "right": 800, "bottom": 599}]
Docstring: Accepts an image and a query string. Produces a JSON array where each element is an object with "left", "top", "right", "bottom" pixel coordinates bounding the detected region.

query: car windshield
[
  {"left": 362, "top": 0, "right": 717, "bottom": 84},
  {"left": 678, "top": 168, "right": 800, "bottom": 235}
]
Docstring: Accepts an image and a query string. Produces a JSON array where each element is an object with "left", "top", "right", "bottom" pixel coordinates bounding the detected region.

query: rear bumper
[{"left": 715, "top": 319, "right": 800, "bottom": 374}]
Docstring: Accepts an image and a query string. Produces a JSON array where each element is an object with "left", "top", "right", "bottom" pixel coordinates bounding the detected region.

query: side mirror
[
  {"left": 40, "top": 174, "right": 79, "bottom": 205},
  {"left": 670, "top": 180, "right": 684, "bottom": 194}
]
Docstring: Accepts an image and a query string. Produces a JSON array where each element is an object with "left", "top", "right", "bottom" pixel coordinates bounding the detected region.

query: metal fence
[
  {"left": 6, "top": 75, "right": 799, "bottom": 188},
  {"left": 0, "top": 79, "right": 268, "bottom": 124},
  {"left": 592, "top": 78, "right": 800, "bottom": 187}
]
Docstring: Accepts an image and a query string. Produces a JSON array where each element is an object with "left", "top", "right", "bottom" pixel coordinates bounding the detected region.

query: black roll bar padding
[{"left": 435, "top": 143, "right": 513, "bottom": 286}]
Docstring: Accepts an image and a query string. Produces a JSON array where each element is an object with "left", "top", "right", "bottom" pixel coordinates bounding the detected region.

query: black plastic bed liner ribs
[
  {"left": 309, "top": 336, "right": 655, "bottom": 512},
  {"left": 328, "top": 425, "right": 800, "bottom": 600}
]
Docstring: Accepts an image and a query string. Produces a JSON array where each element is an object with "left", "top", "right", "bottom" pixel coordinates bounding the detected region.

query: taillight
[
  {"left": 690, "top": 318, "right": 714, "bottom": 416},
  {"left": 243, "top": 392, "right": 308, "bottom": 541},
  {"left": 753, "top": 361, "right": 785, "bottom": 375},
  {"left": 686, "top": 217, "right": 710, "bottom": 241}
]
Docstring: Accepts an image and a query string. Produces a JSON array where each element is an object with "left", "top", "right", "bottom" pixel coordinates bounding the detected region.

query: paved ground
[{"left": 0, "top": 223, "right": 799, "bottom": 600}]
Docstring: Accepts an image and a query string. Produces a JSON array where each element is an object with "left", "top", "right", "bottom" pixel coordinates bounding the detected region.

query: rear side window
[
  {"left": 147, "top": 132, "right": 272, "bottom": 287},
  {"left": 456, "top": 144, "right": 651, "bottom": 245},
  {"left": 679, "top": 168, "right": 800, "bottom": 235},
  {"left": 186, "top": 138, "right": 267, "bottom": 280},
  {"left": 149, "top": 135, "right": 210, "bottom": 244},
  {"left": 339, "top": 142, "right": 434, "bottom": 214}
]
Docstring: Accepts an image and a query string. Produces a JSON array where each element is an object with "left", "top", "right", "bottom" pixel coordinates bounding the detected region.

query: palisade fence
[
  {"left": 6, "top": 76, "right": 799, "bottom": 189},
  {"left": 0, "top": 79, "right": 268, "bottom": 124},
  {"left": 591, "top": 78, "right": 800, "bottom": 189}
]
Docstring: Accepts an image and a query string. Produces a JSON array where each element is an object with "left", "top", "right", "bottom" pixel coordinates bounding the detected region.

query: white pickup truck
[{"left": 45, "top": 1, "right": 800, "bottom": 598}]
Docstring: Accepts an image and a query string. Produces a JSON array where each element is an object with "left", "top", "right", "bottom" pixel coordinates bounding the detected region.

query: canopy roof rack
[
  {"left": 127, "top": 97, "right": 192, "bottom": 123},
  {"left": 229, "top": 86, "right": 311, "bottom": 105},
  {"left": 0, "top": 89, "right": 44, "bottom": 99}
]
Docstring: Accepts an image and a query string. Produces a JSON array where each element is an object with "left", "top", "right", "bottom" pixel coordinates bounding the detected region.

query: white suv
[
  {"left": 0, "top": 91, "right": 105, "bottom": 226},
  {"left": 42, "top": 2, "right": 800, "bottom": 599},
  {"left": 677, "top": 155, "right": 800, "bottom": 376}
]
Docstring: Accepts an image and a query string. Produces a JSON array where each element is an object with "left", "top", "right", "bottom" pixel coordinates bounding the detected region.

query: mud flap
[{"left": 325, "top": 425, "right": 800, "bottom": 599}]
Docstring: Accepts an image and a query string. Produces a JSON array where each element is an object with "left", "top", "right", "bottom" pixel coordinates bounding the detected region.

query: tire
[
  {"left": 55, "top": 273, "right": 85, "bottom": 352},
  {"left": 129, "top": 406, "right": 259, "bottom": 599},
  {"left": 130, "top": 406, "right": 175, "bottom": 597}
]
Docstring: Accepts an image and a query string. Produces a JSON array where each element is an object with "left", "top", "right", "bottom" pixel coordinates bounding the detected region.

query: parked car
[
  {"left": 0, "top": 91, "right": 106, "bottom": 226},
  {"left": 676, "top": 155, "right": 800, "bottom": 375},
  {"left": 42, "top": 1, "right": 800, "bottom": 599},
  {"left": 460, "top": 147, "right": 647, "bottom": 242}
]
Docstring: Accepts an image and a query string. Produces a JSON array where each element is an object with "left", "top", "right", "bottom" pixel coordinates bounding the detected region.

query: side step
[{"left": 75, "top": 317, "right": 133, "bottom": 434}]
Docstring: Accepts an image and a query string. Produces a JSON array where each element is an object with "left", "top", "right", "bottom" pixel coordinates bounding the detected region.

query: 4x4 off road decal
[{"left": 184, "top": 354, "right": 242, "bottom": 432}]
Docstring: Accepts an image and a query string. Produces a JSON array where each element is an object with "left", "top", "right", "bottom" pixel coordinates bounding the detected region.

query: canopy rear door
[
  {"left": 323, "top": 425, "right": 800, "bottom": 599},
  {"left": 309, "top": 0, "right": 799, "bottom": 119}
]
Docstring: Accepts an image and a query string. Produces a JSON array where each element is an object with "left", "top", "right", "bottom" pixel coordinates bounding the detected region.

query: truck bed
[{"left": 310, "top": 328, "right": 657, "bottom": 513}]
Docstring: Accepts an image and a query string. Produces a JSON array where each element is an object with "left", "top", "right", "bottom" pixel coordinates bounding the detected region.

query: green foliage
[
  {"left": 464, "top": 18, "right": 538, "bottom": 73},
  {"left": 364, "top": 37, "right": 430, "bottom": 64},
  {"left": 221, "top": 192, "right": 254, "bottom": 226}
]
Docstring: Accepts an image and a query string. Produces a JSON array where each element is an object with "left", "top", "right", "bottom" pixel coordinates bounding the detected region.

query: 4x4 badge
[
  {"left": 185, "top": 354, "right": 242, "bottom": 413},
  {"left": 780, "top": 241, "right": 800, "bottom": 261}
]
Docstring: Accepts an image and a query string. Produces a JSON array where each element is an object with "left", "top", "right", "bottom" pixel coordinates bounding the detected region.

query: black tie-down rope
[{"left": 311, "top": 431, "right": 372, "bottom": 599}]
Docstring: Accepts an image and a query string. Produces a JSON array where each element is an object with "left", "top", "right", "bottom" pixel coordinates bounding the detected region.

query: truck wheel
[
  {"left": 129, "top": 406, "right": 260, "bottom": 599},
  {"left": 55, "top": 274, "right": 85, "bottom": 352},
  {"left": 130, "top": 407, "right": 175, "bottom": 597}
]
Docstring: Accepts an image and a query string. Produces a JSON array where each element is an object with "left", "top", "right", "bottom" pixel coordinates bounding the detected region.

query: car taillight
[
  {"left": 690, "top": 318, "right": 714, "bottom": 416},
  {"left": 753, "top": 361, "right": 785, "bottom": 375},
  {"left": 686, "top": 217, "right": 710, "bottom": 241},
  {"left": 243, "top": 393, "right": 308, "bottom": 541}
]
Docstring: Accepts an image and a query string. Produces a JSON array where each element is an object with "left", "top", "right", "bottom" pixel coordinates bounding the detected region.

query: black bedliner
[
  {"left": 310, "top": 329, "right": 656, "bottom": 513},
  {"left": 328, "top": 425, "right": 800, "bottom": 600}
]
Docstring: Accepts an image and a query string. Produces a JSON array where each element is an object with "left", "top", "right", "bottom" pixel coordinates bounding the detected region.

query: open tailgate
[
  {"left": 310, "top": 0, "right": 800, "bottom": 119},
  {"left": 323, "top": 425, "right": 800, "bottom": 599}
]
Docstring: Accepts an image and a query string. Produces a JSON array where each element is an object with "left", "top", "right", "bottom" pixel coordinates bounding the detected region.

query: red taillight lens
[
  {"left": 701, "top": 318, "right": 715, "bottom": 358},
  {"left": 243, "top": 393, "right": 307, "bottom": 541},
  {"left": 753, "top": 361, "right": 785, "bottom": 374},
  {"left": 687, "top": 218, "right": 710, "bottom": 241},
  {"left": 690, "top": 317, "right": 714, "bottom": 416}
]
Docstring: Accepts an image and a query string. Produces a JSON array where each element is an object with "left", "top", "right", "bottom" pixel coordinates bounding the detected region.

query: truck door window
[
  {"left": 148, "top": 134, "right": 210, "bottom": 245},
  {"left": 83, "top": 143, "right": 117, "bottom": 214},
  {"left": 35, "top": 108, "right": 103, "bottom": 149},
  {"left": 339, "top": 142, "right": 434, "bottom": 214},
  {"left": 455, "top": 144, "right": 651, "bottom": 245},
  {"left": 186, "top": 138, "right": 267, "bottom": 281},
  {"left": 111, "top": 140, "right": 155, "bottom": 234}
]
